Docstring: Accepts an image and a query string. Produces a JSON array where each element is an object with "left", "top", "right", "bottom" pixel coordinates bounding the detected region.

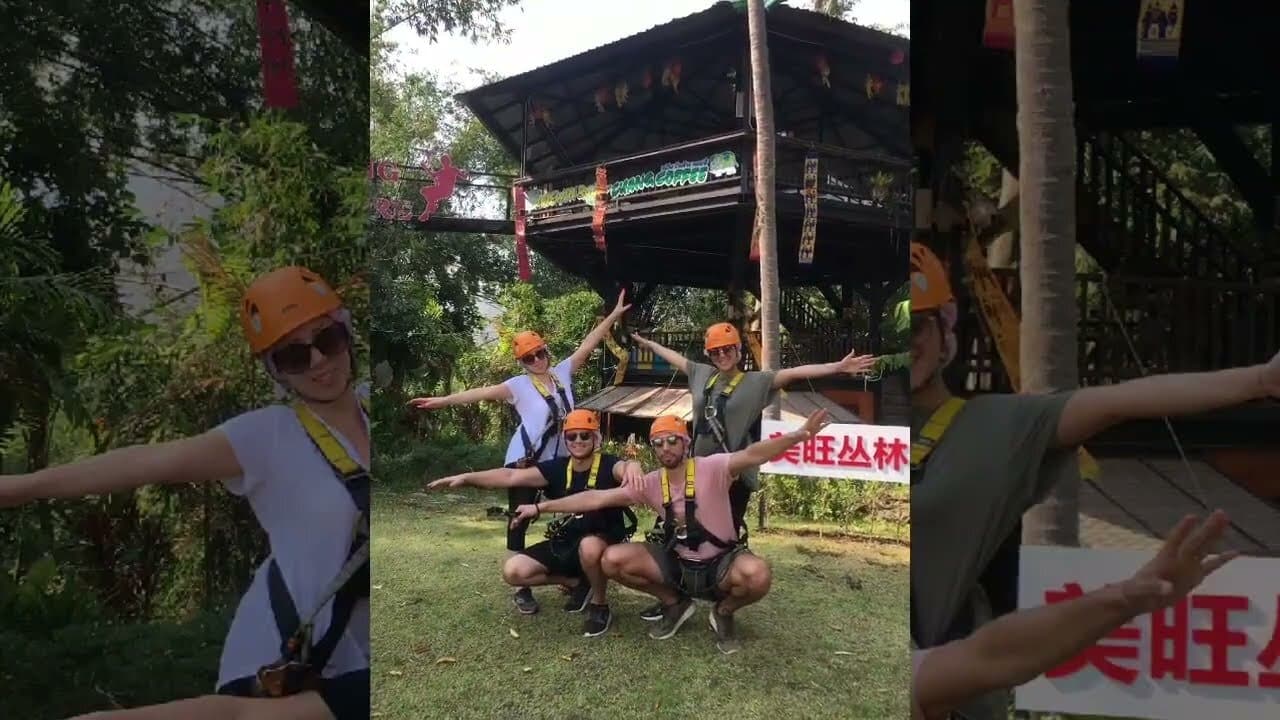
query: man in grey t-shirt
[{"left": 909, "top": 240, "right": 1280, "bottom": 719}]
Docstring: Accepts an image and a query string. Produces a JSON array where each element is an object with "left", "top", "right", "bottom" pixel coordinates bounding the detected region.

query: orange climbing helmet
[
  {"left": 704, "top": 322, "right": 741, "bottom": 351},
  {"left": 910, "top": 241, "right": 954, "bottom": 313},
  {"left": 513, "top": 331, "right": 547, "bottom": 359},
  {"left": 649, "top": 415, "right": 689, "bottom": 441},
  {"left": 563, "top": 409, "right": 601, "bottom": 434},
  {"left": 240, "top": 266, "right": 343, "bottom": 354}
]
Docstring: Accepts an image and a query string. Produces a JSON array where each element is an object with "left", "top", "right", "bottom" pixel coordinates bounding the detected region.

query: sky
[{"left": 389, "top": 0, "right": 909, "bottom": 89}]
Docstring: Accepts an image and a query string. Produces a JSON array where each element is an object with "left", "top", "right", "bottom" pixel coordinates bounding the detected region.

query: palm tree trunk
[
  {"left": 747, "top": 0, "right": 781, "bottom": 389},
  {"left": 1014, "top": 0, "right": 1080, "bottom": 546}
]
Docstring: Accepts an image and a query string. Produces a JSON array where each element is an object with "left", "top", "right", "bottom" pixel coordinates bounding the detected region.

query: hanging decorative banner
[
  {"left": 896, "top": 83, "right": 910, "bottom": 107},
  {"left": 982, "top": 0, "right": 1015, "bottom": 50},
  {"left": 614, "top": 80, "right": 630, "bottom": 108},
  {"left": 255, "top": 0, "right": 299, "bottom": 108},
  {"left": 524, "top": 151, "right": 739, "bottom": 211},
  {"left": 594, "top": 87, "right": 610, "bottom": 113},
  {"left": 815, "top": 53, "right": 831, "bottom": 88},
  {"left": 1136, "top": 0, "right": 1183, "bottom": 65},
  {"left": 865, "top": 74, "right": 884, "bottom": 99},
  {"left": 418, "top": 155, "right": 466, "bottom": 222},
  {"left": 592, "top": 166, "right": 608, "bottom": 251},
  {"left": 641, "top": 67, "right": 654, "bottom": 90},
  {"left": 513, "top": 185, "right": 531, "bottom": 282},
  {"left": 798, "top": 155, "right": 819, "bottom": 265}
]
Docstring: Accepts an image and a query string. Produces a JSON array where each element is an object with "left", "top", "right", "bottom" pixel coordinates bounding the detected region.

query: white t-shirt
[
  {"left": 214, "top": 404, "right": 370, "bottom": 688},
  {"left": 501, "top": 358, "right": 575, "bottom": 466}
]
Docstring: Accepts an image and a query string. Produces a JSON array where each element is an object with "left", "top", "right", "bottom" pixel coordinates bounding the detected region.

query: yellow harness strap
[
  {"left": 660, "top": 459, "right": 698, "bottom": 505},
  {"left": 292, "top": 402, "right": 364, "bottom": 478},
  {"left": 566, "top": 453, "right": 603, "bottom": 492},
  {"left": 910, "top": 397, "right": 966, "bottom": 471},
  {"left": 706, "top": 371, "right": 746, "bottom": 396}
]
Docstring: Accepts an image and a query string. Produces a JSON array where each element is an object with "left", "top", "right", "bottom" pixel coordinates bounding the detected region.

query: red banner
[
  {"left": 513, "top": 185, "right": 531, "bottom": 282},
  {"left": 982, "top": 0, "right": 1015, "bottom": 50},
  {"left": 256, "top": 0, "right": 298, "bottom": 109},
  {"left": 592, "top": 166, "right": 608, "bottom": 251}
]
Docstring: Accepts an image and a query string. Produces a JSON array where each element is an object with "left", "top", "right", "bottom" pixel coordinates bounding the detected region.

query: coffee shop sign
[{"left": 524, "top": 150, "right": 739, "bottom": 211}]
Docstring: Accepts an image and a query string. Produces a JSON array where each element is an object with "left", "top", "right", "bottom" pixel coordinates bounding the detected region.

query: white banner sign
[
  {"left": 759, "top": 420, "right": 910, "bottom": 484},
  {"left": 1017, "top": 545, "right": 1280, "bottom": 720}
]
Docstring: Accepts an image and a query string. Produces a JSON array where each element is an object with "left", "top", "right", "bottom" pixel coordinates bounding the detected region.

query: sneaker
[
  {"left": 639, "top": 601, "right": 665, "bottom": 622},
  {"left": 563, "top": 581, "right": 592, "bottom": 613},
  {"left": 648, "top": 598, "right": 696, "bottom": 640},
  {"left": 709, "top": 605, "right": 742, "bottom": 655},
  {"left": 582, "top": 603, "right": 612, "bottom": 637},
  {"left": 513, "top": 587, "right": 539, "bottom": 615}
]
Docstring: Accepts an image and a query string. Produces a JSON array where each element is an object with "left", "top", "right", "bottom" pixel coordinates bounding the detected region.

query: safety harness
[
  {"left": 515, "top": 374, "right": 570, "bottom": 467},
  {"left": 544, "top": 454, "right": 639, "bottom": 546},
  {"left": 657, "top": 460, "right": 737, "bottom": 555},
  {"left": 909, "top": 396, "right": 1018, "bottom": 661},
  {"left": 255, "top": 401, "right": 369, "bottom": 697},
  {"left": 693, "top": 372, "right": 745, "bottom": 454}
]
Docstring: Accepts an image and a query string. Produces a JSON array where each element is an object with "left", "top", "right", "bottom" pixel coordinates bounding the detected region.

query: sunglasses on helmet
[
  {"left": 520, "top": 348, "right": 549, "bottom": 365},
  {"left": 270, "top": 323, "right": 350, "bottom": 375}
]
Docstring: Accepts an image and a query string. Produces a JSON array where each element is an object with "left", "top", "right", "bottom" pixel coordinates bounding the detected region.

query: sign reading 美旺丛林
[
  {"left": 759, "top": 420, "right": 909, "bottom": 484},
  {"left": 523, "top": 150, "right": 739, "bottom": 211},
  {"left": 1017, "top": 545, "right": 1280, "bottom": 720}
]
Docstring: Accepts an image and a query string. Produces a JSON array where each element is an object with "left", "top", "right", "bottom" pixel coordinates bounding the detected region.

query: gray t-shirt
[
  {"left": 687, "top": 362, "right": 778, "bottom": 491},
  {"left": 911, "top": 392, "right": 1077, "bottom": 720}
]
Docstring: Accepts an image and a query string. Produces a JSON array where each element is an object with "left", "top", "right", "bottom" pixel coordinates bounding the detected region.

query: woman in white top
[
  {"left": 410, "top": 290, "right": 630, "bottom": 614},
  {"left": 2, "top": 267, "right": 370, "bottom": 720},
  {"left": 912, "top": 511, "right": 1238, "bottom": 720}
]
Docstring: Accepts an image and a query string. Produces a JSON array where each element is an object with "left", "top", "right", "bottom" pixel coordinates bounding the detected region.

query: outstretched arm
[
  {"left": 569, "top": 290, "right": 632, "bottom": 373},
  {"left": 512, "top": 487, "right": 634, "bottom": 524},
  {"left": 773, "top": 349, "right": 877, "bottom": 389},
  {"left": 426, "top": 466, "right": 546, "bottom": 490},
  {"left": 409, "top": 383, "right": 512, "bottom": 411},
  {"left": 727, "top": 409, "right": 830, "bottom": 477},
  {"left": 914, "top": 511, "right": 1238, "bottom": 719},
  {"left": 66, "top": 689, "right": 333, "bottom": 720},
  {"left": 630, "top": 333, "right": 690, "bottom": 374},
  {"left": 1, "top": 431, "right": 241, "bottom": 508},
  {"left": 1055, "top": 360, "right": 1271, "bottom": 448}
]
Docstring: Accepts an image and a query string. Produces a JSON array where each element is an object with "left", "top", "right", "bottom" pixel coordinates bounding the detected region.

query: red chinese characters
[
  {"left": 1254, "top": 595, "right": 1280, "bottom": 687},
  {"left": 837, "top": 435, "right": 872, "bottom": 468},
  {"left": 1189, "top": 594, "right": 1250, "bottom": 687},
  {"left": 873, "top": 435, "right": 909, "bottom": 472},
  {"left": 1044, "top": 585, "right": 1277, "bottom": 689},
  {"left": 1044, "top": 583, "right": 1141, "bottom": 685},
  {"left": 769, "top": 430, "right": 908, "bottom": 473}
]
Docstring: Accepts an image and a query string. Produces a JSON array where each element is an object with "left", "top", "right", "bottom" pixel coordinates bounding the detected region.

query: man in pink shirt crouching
[{"left": 511, "top": 409, "right": 831, "bottom": 654}]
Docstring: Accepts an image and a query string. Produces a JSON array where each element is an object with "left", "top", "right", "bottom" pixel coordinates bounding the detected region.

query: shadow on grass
[
  {"left": 1, "top": 610, "right": 230, "bottom": 720},
  {"left": 372, "top": 487, "right": 910, "bottom": 720}
]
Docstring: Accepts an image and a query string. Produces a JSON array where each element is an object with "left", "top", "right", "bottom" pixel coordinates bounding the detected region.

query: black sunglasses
[
  {"left": 271, "top": 323, "right": 350, "bottom": 375},
  {"left": 520, "top": 348, "right": 549, "bottom": 365},
  {"left": 565, "top": 431, "right": 594, "bottom": 443},
  {"left": 651, "top": 436, "right": 684, "bottom": 448}
]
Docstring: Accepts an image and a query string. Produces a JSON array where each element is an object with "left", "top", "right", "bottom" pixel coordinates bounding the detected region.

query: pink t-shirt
[{"left": 625, "top": 454, "right": 737, "bottom": 561}]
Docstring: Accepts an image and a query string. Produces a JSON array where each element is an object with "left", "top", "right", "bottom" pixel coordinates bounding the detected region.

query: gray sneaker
[
  {"left": 649, "top": 598, "right": 696, "bottom": 640},
  {"left": 583, "top": 603, "right": 612, "bottom": 637},
  {"left": 513, "top": 587, "right": 539, "bottom": 615},
  {"left": 563, "top": 582, "right": 592, "bottom": 613},
  {"left": 709, "top": 605, "right": 742, "bottom": 655},
  {"left": 639, "top": 601, "right": 665, "bottom": 622}
]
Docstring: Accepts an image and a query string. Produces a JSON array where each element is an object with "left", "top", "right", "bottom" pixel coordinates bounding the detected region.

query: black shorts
[
  {"left": 519, "top": 533, "right": 614, "bottom": 579},
  {"left": 217, "top": 668, "right": 369, "bottom": 720},
  {"left": 644, "top": 542, "right": 749, "bottom": 602}
]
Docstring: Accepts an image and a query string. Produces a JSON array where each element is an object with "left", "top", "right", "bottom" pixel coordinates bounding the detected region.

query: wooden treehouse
[
  {"left": 392, "top": 2, "right": 912, "bottom": 431},
  {"left": 915, "top": 0, "right": 1280, "bottom": 554}
]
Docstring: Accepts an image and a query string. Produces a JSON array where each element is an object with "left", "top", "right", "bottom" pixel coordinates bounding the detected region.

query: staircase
[
  {"left": 778, "top": 290, "right": 856, "bottom": 368},
  {"left": 1076, "top": 132, "right": 1256, "bottom": 283}
]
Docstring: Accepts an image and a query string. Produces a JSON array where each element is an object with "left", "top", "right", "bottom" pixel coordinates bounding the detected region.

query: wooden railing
[
  {"left": 957, "top": 270, "right": 1280, "bottom": 392},
  {"left": 1077, "top": 133, "right": 1255, "bottom": 283},
  {"left": 517, "top": 131, "right": 912, "bottom": 230}
]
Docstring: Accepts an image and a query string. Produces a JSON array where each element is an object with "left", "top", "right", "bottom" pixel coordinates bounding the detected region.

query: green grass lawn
[{"left": 371, "top": 486, "right": 910, "bottom": 720}]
